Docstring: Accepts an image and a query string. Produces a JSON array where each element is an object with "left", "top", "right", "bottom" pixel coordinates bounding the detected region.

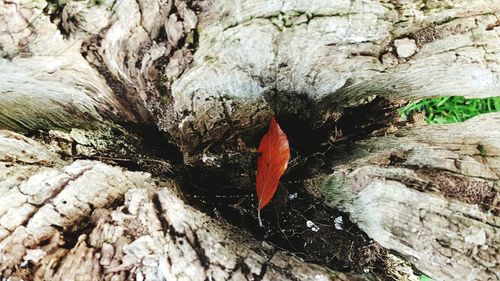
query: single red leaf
[{"left": 256, "top": 117, "right": 290, "bottom": 210}]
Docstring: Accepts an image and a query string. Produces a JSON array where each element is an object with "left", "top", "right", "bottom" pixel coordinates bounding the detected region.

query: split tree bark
[
  {"left": 0, "top": 0, "right": 499, "bottom": 280},
  {"left": 316, "top": 113, "right": 500, "bottom": 281},
  {"left": 0, "top": 131, "right": 350, "bottom": 280}
]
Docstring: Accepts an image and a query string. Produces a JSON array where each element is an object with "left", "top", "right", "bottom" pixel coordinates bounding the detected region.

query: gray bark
[
  {"left": 0, "top": 0, "right": 499, "bottom": 280},
  {"left": 2, "top": 0, "right": 499, "bottom": 159},
  {"left": 317, "top": 113, "right": 500, "bottom": 281},
  {"left": 168, "top": 0, "right": 500, "bottom": 163},
  {"left": 0, "top": 131, "right": 353, "bottom": 281}
]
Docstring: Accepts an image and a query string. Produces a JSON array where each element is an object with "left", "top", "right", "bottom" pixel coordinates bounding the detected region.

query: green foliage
[
  {"left": 419, "top": 274, "right": 434, "bottom": 281},
  {"left": 399, "top": 96, "right": 500, "bottom": 124}
]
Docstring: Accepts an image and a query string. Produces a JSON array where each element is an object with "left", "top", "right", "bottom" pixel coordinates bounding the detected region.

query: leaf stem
[{"left": 258, "top": 208, "right": 263, "bottom": 227}]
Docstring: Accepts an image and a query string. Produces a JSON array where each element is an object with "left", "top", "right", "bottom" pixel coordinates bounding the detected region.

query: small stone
[
  {"left": 306, "top": 220, "right": 320, "bottom": 232},
  {"left": 394, "top": 38, "right": 417, "bottom": 58},
  {"left": 334, "top": 216, "right": 343, "bottom": 230}
]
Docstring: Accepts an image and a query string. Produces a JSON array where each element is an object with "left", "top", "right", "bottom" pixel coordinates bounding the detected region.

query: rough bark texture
[
  {"left": 318, "top": 113, "right": 500, "bottom": 281},
  {"left": 167, "top": 0, "right": 500, "bottom": 165},
  {"left": 1, "top": 0, "right": 499, "bottom": 280},
  {"left": 2, "top": 0, "right": 499, "bottom": 160},
  {"left": 0, "top": 0, "right": 136, "bottom": 131},
  {"left": 0, "top": 131, "right": 356, "bottom": 281},
  {"left": 0, "top": 0, "right": 201, "bottom": 131}
]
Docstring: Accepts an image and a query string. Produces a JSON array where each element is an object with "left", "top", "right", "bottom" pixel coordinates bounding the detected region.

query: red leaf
[{"left": 256, "top": 117, "right": 290, "bottom": 210}]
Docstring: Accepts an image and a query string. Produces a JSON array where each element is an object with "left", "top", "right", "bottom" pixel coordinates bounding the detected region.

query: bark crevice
[{"left": 1, "top": 0, "right": 499, "bottom": 280}]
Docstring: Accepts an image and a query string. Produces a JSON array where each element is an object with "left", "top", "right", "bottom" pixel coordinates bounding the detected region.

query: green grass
[
  {"left": 399, "top": 96, "right": 500, "bottom": 124},
  {"left": 419, "top": 275, "right": 434, "bottom": 281}
]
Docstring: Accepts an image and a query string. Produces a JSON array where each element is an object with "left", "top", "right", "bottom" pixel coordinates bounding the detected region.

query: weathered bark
[
  {"left": 317, "top": 113, "right": 500, "bottom": 281},
  {"left": 0, "top": 0, "right": 137, "bottom": 131},
  {"left": 168, "top": 0, "right": 500, "bottom": 164},
  {"left": 0, "top": 0, "right": 199, "bottom": 131},
  {"left": 0, "top": 131, "right": 357, "bottom": 280},
  {"left": 2, "top": 0, "right": 499, "bottom": 160},
  {"left": 1, "top": 0, "right": 499, "bottom": 280}
]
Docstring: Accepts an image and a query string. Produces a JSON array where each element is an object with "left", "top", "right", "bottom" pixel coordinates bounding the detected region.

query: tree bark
[
  {"left": 0, "top": 0, "right": 499, "bottom": 280},
  {"left": 168, "top": 0, "right": 500, "bottom": 164},
  {"left": 316, "top": 113, "right": 500, "bottom": 281},
  {"left": 0, "top": 131, "right": 358, "bottom": 281}
]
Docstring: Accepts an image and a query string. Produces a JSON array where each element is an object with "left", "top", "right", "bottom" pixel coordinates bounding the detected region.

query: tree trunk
[
  {"left": 1, "top": 0, "right": 499, "bottom": 280},
  {"left": 168, "top": 0, "right": 500, "bottom": 164},
  {"left": 316, "top": 113, "right": 500, "bottom": 281},
  {"left": 0, "top": 131, "right": 356, "bottom": 281}
]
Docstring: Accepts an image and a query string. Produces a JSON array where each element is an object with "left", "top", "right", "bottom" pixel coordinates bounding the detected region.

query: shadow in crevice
[
  {"left": 178, "top": 95, "right": 401, "bottom": 277},
  {"left": 46, "top": 94, "right": 401, "bottom": 278},
  {"left": 182, "top": 174, "right": 389, "bottom": 275}
]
